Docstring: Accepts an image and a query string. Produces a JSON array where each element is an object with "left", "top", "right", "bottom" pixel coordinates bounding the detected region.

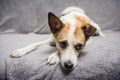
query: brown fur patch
[
  {"left": 54, "top": 23, "right": 70, "bottom": 41},
  {"left": 73, "top": 15, "right": 91, "bottom": 45},
  {"left": 74, "top": 26, "right": 86, "bottom": 45}
]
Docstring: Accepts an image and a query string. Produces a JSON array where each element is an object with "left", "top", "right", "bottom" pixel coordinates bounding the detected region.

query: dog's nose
[{"left": 64, "top": 61, "right": 73, "bottom": 70}]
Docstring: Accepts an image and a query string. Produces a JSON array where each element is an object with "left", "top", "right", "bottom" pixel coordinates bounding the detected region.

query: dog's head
[{"left": 48, "top": 12, "right": 96, "bottom": 70}]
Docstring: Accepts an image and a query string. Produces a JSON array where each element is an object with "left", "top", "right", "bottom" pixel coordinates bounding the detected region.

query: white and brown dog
[{"left": 10, "top": 7, "right": 104, "bottom": 70}]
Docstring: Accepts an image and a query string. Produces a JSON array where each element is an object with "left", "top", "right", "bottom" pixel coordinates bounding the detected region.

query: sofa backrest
[{"left": 0, "top": 0, "right": 120, "bottom": 34}]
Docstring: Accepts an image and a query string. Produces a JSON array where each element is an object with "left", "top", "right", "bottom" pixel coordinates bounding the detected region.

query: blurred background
[{"left": 0, "top": 0, "right": 120, "bottom": 34}]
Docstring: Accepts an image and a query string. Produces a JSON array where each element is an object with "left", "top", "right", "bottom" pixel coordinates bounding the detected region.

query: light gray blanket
[{"left": 0, "top": 31, "right": 120, "bottom": 80}]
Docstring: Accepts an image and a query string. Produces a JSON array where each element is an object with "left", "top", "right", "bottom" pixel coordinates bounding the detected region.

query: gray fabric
[
  {"left": 0, "top": 0, "right": 120, "bottom": 34},
  {"left": 0, "top": 31, "right": 120, "bottom": 80}
]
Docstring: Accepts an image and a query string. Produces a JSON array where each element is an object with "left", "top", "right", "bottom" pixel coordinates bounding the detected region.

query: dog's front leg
[
  {"left": 10, "top": 38, "right": 53, "bottom": 58},
  {"left": 47, "top": 51, "right": 60, "bottom": 65}
]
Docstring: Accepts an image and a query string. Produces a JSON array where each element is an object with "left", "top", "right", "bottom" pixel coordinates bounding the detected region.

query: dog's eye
[
  {"left": 59, "top": 41, "right": 67, "bottom": 48},
  {"left": 75, "top": 44, "right": 83, "bottom": 50}
]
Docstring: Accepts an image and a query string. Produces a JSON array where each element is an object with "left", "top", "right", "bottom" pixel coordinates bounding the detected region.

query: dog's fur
[{"left": 10, "top": 7, "right": 104, "bottom": 70}]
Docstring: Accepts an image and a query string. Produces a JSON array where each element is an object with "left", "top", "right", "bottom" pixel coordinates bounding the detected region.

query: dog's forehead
[{"left": 55, "top": 15, "right": 87, "bottom": 44}]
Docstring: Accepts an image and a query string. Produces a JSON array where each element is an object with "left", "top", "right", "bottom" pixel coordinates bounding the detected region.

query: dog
[{"left": 10, "top": 7, "right": 104, "bottom": 70}]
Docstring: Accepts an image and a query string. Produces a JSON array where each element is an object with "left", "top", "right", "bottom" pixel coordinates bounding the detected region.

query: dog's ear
[
  {"left": 48, "top": 12, "right": 64, "bottom": 34},
  {"left": 83, "top": 24, "right": 96, "bottom": 40}
]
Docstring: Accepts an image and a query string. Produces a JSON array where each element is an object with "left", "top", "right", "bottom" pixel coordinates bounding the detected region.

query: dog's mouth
[{"left": 61, "top": 65, "right": 74, "bottom": 71}]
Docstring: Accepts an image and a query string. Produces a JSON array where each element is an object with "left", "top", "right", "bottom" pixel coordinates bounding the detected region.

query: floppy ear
[
  {"left": 48, "top": 12, "right": 64, "bottom": 34},
  {"left": 83, "top": 24, "right": 97, "bottom": 40}
]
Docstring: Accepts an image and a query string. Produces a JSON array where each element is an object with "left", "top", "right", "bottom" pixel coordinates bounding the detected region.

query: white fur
[
  {"left": 60, "top": 9, "right": 79, "bottom": 68},
  {"left": 60, "top": 47, "right": 78, "bottom": 69},
  {"left": 47, "top": 51, "right": 60, "bottom": 65},
  {"left": 10, "top": 38, "right": 53, "bottom": 58},
  {"left": 61, "top": 7, "right": 85, "bottom": 16}
]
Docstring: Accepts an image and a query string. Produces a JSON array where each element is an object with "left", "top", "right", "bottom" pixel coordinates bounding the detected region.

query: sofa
[{"left": 0, "top": 0, "right": 120, "bottom": 80}]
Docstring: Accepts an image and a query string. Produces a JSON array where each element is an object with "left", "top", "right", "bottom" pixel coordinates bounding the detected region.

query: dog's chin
[{"left": 63, "top": 67, "right": 74, "bottom": 71}]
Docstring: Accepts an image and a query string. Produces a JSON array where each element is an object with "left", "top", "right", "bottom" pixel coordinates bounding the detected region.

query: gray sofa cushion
[{"left": 0, "top": 31, "right": 120, "bottom": 80}]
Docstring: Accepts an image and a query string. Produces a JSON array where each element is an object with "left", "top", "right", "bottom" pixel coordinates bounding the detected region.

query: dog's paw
[
  {"left": 10, "top": 49, "right": 25, "bottom": 58},
  {"left": 47, "top": 53, "right": 60, "bottom": 65}
]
